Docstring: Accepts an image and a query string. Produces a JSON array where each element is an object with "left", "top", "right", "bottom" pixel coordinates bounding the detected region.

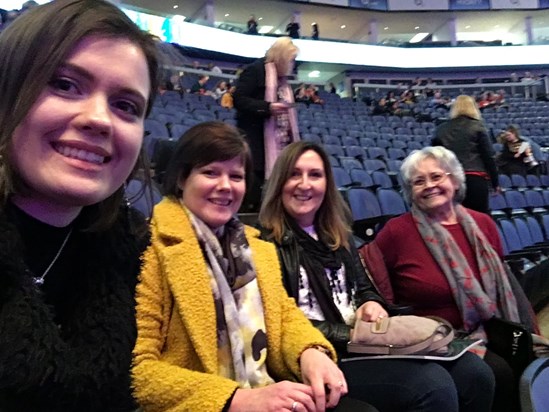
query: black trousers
[{"left": 463, "top": 174, "right": 491, "bottom": 215}]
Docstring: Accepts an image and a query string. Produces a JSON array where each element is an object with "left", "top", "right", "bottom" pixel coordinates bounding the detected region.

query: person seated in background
[
  {"left": 370, "top": 146, "right": 539, "bottom": 412},
  {"left": 294, "top": 83, "right": 309, "bottom": 104},
  {"left": 428, "top": 91, "right": 451, "bottom": 110},
  {"left": 386, "top": 90, "right": 398, "bottom": 105},
  {"left": 190, "top": 74, "right": 210, "bottom": 95},
  {"left": 208, "top": 62, "right": 222, "bottom": 75},
  {"left": 259, "top": 141, "right": 496, "bottom": 412},
  {"left": 213, "top": 80, "right": 228, "bottom": 101},
  {"left": 221, "top": 85, "right": 236, "bottom": 109},
  {"left": 496, "top": 125, "right": 540, "bottom": 176},
  {"left": 410, "top": 77, "right": 424, "bottom": 97},
  {"left": 0, "top": 0, "right": 159, "bottom": 409},
  {"left": 424, "top": 78, "right": 437, "bottom": 97},
  {"left": 305, "top": 85, "right": 323, "bottom": 105},
  {"left": 132, "top": 122, "right": 375, "bottom": 412},
  {"left": 371, "top": 97, "right": 393, "bottom": 116}
]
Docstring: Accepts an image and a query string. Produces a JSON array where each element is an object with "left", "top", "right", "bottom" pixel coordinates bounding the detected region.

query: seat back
[
  {"left": 498, "top": 218, "right": 524, "bottom": 253},
  {"left": 519, "top": 358, "right": 549, "bottom": 412},
  {"left": 125, "top": 179, "right": 162, "bottom": 218},
  {"left": 332, "top": 167, "right": 352, "bottom": 188},
  {"left": 345, "top": 188, "right": 381, "bottom": 220},
  {"left": 377, "top": 188, "right": 407, "bottom": 216},
  {"left": 349, "top": 169, "right": 375, "bottom": 188},
  {"left": 371, "top": 170, "right": 393, "bottom": 189}
]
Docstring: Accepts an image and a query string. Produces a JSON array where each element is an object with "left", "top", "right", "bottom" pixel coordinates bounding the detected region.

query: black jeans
[
  {"left": 339, "top": 351, "right": 495, "bottom": 412},
  {"left": 463, "top": 174, "right": 491, "bottom": 214}
]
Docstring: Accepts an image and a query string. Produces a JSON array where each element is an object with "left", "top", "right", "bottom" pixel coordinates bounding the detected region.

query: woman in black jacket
[
  {"left": 0, "top": 1, "right": 158, "bottom": 410},
  {"left": 234, "top": 37, "right": 300, "bottom": 211},
  {"left": 432, "top": 95, "right": 499, "bottom": 214},
  {"left": 259, "top": 141, "right": 496, "bottom": 412}
]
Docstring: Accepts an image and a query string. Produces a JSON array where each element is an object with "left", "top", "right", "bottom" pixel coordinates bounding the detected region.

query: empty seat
[
  {"left": 125, "top": 179, "right": 162, "bottom": 218},
  {"left": 371, "top": 170, "right": 394, "bottom": 189},
  {"left": 339, "top": 157, "right": 364, "bottom": 172},
  {"left": 349, "top": 169, "right": 375, "bottom": 188},
  {"left": 344, "top": 145, "right": 367, "bottom": 160},
  {"left": 345, "top": 187, "right": 382, "bottom": 221},
  {"left": 377, "top": 188, "right": 407, "bottom": 216},
  {"left": 332, "top": 166, "right": 352, "bottom": 188},
  {"left": 367, "top": 147, "right": 388, "bottom": 160},
  {"left": 363, "top": 159, "right": 387, "bottom": 172}
]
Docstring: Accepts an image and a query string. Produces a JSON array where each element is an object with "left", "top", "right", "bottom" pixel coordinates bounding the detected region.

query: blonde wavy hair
[{"left": 449, "top": 95, "right": 482, "bottom": 120}]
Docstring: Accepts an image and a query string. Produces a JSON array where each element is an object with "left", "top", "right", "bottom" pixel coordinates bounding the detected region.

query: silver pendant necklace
[{"left": 33, "top": 228, "right": 73, "bottom": 286}]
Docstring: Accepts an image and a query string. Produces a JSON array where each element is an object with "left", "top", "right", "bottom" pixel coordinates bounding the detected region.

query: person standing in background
[
  {"left": 311, "top": 23, "right": 319, "bottom": 40},
  {"left": 234, "top": 37, "right": 300, "bottom": 212},
  {"left": 432, "top": 95, "right": 499, "bottom": 214},
  {"left": 247, "top": 14, "right": 258, "bottom": 35},
  {"left": 286, "top": 16, "right": 300, "bottom": 39}
]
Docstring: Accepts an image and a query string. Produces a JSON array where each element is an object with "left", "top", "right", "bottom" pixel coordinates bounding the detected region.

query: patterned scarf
[
  {"left": 411, "top": 204, "right": 521, "bottom": 339},
  {"left": 287, "top": 218, "right": 355, "bottom": 323},
  {"left": 264, "top": 62, "right": 300, "bottom": 179},
  {"left": 186, "top": 208, "right": 274, "bottom": 388}
]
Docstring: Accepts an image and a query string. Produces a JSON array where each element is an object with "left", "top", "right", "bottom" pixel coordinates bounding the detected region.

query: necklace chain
[{"left": 33, "top": 228, "right": 73, "bottom": 286}]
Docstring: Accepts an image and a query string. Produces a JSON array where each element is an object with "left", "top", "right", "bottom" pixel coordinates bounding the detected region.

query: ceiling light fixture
[
  {"left": 384, "top": 26, "right": 389, "bottom": 30},
  {"left": 173, "top": 4, "right": 178, "bottom": 8},
  {"left": 224, "top": 13, "right": 230, "bottom": 17},
  {"left": 465, "top": 25, "right": 471, "bottom": 29},
  {"left": 340, "top": 25, "right": 346, "bottom": 29},
  {"left": 415, "top": 26, "right": 419, "bottom": 30},
  {"left": 308, "top": 70, "right": 320, "bottom": 78},
  {"left": 258, "top": 17, "right": 263, "bottom": 21}
]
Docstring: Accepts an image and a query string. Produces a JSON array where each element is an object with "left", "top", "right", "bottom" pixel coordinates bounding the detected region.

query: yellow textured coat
[{"left": 132, "top": 198, "right": 335, "bottom": 411}]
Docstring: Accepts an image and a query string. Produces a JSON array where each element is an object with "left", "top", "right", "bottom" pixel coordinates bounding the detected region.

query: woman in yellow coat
[{"left": 132, "top": 121, "right": 372, "bottom": 412}]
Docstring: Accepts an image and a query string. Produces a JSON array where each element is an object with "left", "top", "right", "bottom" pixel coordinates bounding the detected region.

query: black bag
[{"left": 485, "top": 317, "right": 535, "bottom": 376}]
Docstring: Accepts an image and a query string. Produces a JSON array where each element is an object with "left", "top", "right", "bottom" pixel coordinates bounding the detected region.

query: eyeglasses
[{"left": 410, "top": 172, "right": 452, "bottom": 188}]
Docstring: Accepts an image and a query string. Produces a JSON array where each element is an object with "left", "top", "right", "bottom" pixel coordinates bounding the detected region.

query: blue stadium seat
[
  {"left": 377, "top": 188, "right": 407, "bottom": 216},
  {"left": 339, "top": 157, "right": 364, "bottom": 173},
  {"left": 363, "top": 159, "right": 387, "bottom": 172},
  {"left": 371, "top": 170, "right": 394, "bottom": 189},
  {"left": 520, "top": 358, "right": 549, "bottom": 412},
  {"left": 349, "top": 169, "right": 375, "bottom": 188},
  {"left": 332, "top": 167, "right": 352, "bottom": 188},
  {"left": 125, "top": 179, "right": 162, "bottom": 219}
]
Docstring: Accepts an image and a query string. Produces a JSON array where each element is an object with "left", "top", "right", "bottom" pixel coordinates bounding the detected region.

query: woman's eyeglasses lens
[{"left": 411, "top": 172, "right": 451, "bottom": 188}]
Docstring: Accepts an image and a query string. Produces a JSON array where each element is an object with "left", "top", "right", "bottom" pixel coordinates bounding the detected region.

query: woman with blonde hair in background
[
  {"left": 432, "top": 95, "right": 499, "bottom": 214},
  {"left": 234, "top": 36, "right": 300, "bottom": 211}
]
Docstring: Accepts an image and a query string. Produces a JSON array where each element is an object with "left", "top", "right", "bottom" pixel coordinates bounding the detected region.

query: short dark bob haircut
[
  {"left": 163, "top": 121, "right": 253, "bottom": 198},
  {"left": 0, "top": 0, "right": 160, "bottom": 230}
]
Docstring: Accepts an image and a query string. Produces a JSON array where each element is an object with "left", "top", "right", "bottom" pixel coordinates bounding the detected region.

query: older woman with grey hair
[
  {"left": 432, "top": 95, "right": 499, "bottom": 214},
  {"left": 373, "top": 146, "right": 536, "bottom": 412}
]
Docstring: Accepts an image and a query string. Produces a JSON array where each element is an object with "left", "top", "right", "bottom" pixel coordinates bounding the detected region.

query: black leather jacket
[
  {"left": 259, "top": 225, "right": 386, "bottom": 354},
  {"left": 433, "top": 115, "right": 499, "bottom": 189}
]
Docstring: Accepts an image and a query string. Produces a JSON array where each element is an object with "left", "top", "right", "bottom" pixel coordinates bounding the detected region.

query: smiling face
[
  {"left": 10, "top": 35, "right": 150, "bottom": 224},
  {"left": 282, "top": 150, "right": 327, "bottom": 227},
  {"left": 180, "top": 157, "right": 246, "bottom": 230},
  {"left": 410, "top": 157, "right": 458, "bottom": 217}
]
